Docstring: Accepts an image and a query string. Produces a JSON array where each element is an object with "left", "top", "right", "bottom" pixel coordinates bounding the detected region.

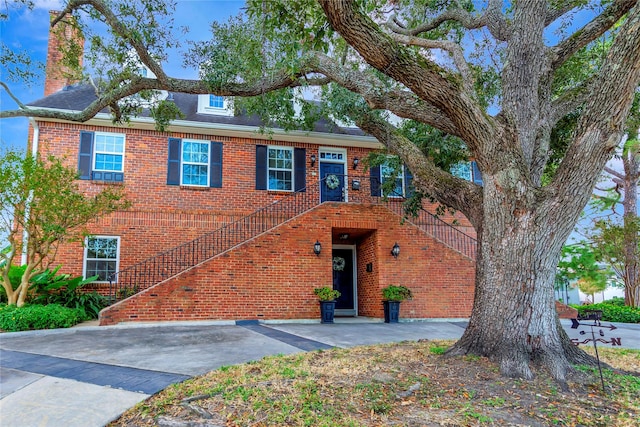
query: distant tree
[
  {"left": 557, "top": 243, "right": 612, "bottom": 304},
  {"left": 0, "top": 150, "right": 129, "bottom": 306}
]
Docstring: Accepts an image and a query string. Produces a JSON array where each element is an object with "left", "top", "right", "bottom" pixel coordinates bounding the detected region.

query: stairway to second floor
[{"left": 106, "top": 174, "right": 477, "bottom": 305}]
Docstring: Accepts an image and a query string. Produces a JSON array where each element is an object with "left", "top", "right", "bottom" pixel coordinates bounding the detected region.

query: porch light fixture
[
  {"left": 352, "top": 157, "right": 359, "bottom": 169},
  {"left": 310, "top": 154, "right": 316, "bottom": 167},
  {"left": 391, "top": 242, "right": 400, "bottom": 259},
  {"left": 314, "top": 240, "right": 322, "bottom": 256}
]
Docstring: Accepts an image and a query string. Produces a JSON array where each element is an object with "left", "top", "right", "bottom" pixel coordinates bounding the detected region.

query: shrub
[
  {"left": 29, "top": 267, "right": 106, "bottom": 319},
  {"left": 314, "top": 286, "right": 341, "bottom": 301},
  {"left": 571, "top": 302, "right": 640, "bottom": 324},
  {"left": 0, "top": 303, "right": 88, "bottom": 332},
  {"left": 382, "top": 285, "right": 413, "bottom": 302}
]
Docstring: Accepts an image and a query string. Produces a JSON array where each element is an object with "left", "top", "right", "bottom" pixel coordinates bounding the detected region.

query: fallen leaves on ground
[{"left": 110, "top": 340, "right": 639, "bottom": 427}]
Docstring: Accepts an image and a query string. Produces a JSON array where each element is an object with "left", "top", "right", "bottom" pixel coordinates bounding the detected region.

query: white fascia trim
[{"left": 31, "top": 107, "right": 383, "bottom": 149}]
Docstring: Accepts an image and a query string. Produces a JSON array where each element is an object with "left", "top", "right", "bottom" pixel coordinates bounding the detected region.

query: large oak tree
[{"left": 2, "top": 0, "right": 640, "bottom": 383}]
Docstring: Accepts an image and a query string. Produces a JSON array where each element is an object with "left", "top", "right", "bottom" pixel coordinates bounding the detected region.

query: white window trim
[
  {"left": 381, "top": 161, "right": 405, "bottom": 198},
  {"left": 197, "top": 94, "right": 234, "bottom": 116},
  {"left": 92, "top": 132, "right": 125, "bottom": 173},
  {"left": 83, "top": 236, "right": 120, "bottom": 282},
  {"left": 450, "top": 161, "right": 473, "bottom": 181},
  {"left": 318, "top": 147, "right": 347, "bottom": 165},
  {"left": 180, "top": 139, "right": 211, "bottom": 187},
  {"left": 267, "top": 145, "right": 294, "bottom": 192}
]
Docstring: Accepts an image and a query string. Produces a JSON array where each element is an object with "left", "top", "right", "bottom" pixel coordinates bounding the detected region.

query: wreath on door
[
  {"left": 333, "top": 256, "right": 346, "bottom": 271},
  {"left": 326, "top": 174, "right": 340, "bottom": 190}
]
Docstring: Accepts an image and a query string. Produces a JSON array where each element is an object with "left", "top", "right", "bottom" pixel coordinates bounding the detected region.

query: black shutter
[
  {"left": 210, "top": 141, "right": 223, "bottom": 188},
  {"left": 370, "top": 165, "right": 381, "bottom": 196},
  {"left": 78, "top": 131, "right": 94, "bottom": 180},
  {"left": 404, "top": 167, "right": 414, "bottom": 197},
  {"left": 255, "top": 145, "right": 267, "bottom": 190},
  {"left": 471, "top": 161, "right": 483, "bottom": 186},
  {"left": 167, "top": 138, "right": 182, "bottom": 185},
  {"left": 294, "top": 147, "right": 306, "bottom": 192}
]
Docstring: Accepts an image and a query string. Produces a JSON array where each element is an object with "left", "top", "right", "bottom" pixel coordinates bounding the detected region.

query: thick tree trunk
[
  {"left": 449, "top": 179, "right": 594, "bottom": 383},
  {"left": 622, "top": 149, "right": 639, "bottom": 307}
]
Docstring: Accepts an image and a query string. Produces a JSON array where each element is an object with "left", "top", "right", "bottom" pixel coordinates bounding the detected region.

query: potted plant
[
  {"left": 382, "top": 285, "right": 413, "bottom": 323},
  {"left": 314, "top": 286, "right": 341, "bottom": 324}
]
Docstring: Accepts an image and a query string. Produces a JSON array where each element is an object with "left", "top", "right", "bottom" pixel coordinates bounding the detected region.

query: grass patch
[{"left": 110, "top": 341, "right": 640, "bottom": 427}]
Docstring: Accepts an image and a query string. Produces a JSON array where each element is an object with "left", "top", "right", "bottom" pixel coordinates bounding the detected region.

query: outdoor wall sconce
[
  {"left": 314, "top": 240, "right": 322, "bottom": 256},
  {"left": 310, "top": 154, "right": 316, "bottom": 167},
  {"left": 352, "top": 157, "right": 359, "bottom": 169},
  {"left": 351, "top": 179, "right": 361, "bottom": 191},
  {"left": 391, "top": 242, "right": 400, "bottom": 259}
]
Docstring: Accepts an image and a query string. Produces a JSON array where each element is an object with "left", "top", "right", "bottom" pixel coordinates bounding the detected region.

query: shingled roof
[{"left": 28, "top": 84, "right": 365, "bottom": 137}]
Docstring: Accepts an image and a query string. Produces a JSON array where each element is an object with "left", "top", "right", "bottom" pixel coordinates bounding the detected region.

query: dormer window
[
  {"left": 197, "top": 94, "right": 233, "bottom": 116},
  {"left": 209, "top": 95, "right": 224, "bottom": 108}
]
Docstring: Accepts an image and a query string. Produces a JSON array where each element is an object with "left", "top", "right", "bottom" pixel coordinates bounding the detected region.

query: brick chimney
[{"left": 44, "top": 10, "right": 84, "bottom": 96}]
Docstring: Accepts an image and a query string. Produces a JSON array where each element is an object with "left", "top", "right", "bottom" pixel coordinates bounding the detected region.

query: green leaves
[{"left": 0, "top": 149, "right": 129, "bottom": 306}]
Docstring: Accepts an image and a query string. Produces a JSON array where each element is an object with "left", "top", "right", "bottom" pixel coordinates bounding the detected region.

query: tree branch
[
  {"left": 545, "top": 0, "right": 580, "bottom": 26},
  {"left": 311, "top": 53, "right": 461, "bottom": 137},
  {"left": 0, "top": 82, "right": 28, "bottom": 109},
  {"left": 319, "top": 0, "right": 495, "bottom": 158},
  {"left": 387, "top": 33, "right": 475, "bottom": 93},
  {"left": 551, "top": 0, "right": 637, "bottom": 72},
  {"left": 604, "top": 166, "right": 625, "bottom": 181},
  {"left": 353, "top": 109, "right": 483, "bottom": 228},
  {"left": 387, "top": 0, "right": 509, "bottom": 41},
  {"left": 57, "top": 0, "right": 169, "bottom": 83}
]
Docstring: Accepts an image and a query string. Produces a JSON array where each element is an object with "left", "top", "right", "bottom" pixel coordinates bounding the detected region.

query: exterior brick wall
[
  {"left": 35, "top": 120, "right": 476, "bottom": 285},
  {"left": 100, "top": 203, "right": 476, "bottom": 325}
]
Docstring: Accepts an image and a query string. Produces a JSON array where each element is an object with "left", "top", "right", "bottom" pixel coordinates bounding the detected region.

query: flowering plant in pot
[
  {"left": 314, "top": 286, "right": 341, "bottom": 324},
  {"left": 381, "top": 285, "right": 412, "bottom": 323}
]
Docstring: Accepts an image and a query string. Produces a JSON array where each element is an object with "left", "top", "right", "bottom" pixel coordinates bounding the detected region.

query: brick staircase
[{"left": 106, "top": 174, "right": 477, "bottom": 305}]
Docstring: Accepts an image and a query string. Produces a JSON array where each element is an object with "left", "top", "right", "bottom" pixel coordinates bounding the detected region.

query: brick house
[{"left": 25, "top": 13, "right": 479, "bottom": 325}]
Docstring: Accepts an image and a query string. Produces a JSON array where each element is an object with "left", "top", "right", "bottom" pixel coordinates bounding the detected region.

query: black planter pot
[
  {"left": 319, "top": 301, "right": 336, "bottom": 324},
  {"left": 383, "top": 300, "right": 401, "bottom": 323}
]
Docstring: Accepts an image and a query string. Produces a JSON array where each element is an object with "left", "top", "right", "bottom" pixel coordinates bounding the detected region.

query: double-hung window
[
  {"left": 380, "top": 163, "right": 405, "bottom": 198},
  {"left": 167, "top": 138, "right": 223, "bottom": 188},
  {"left": 94, "top": 133, "right": 125, "bottom": 173},
  {"left": 181, "top": 140, "right": 210, "bottom": 186},
  {"left": 267, "top": 147, "right": 293, "bottom": 191},
  {"left": 84, "top": 236, "right": 120, "bottom": 282},
  {"left": 78, "top": 131, "right": 125, "bottom": 182},
  {"left": 450, "top": 161, "right": 483, "bottom": 185},
  {"left": 370, "top": 158, "right": 413, "bottom": 198}
]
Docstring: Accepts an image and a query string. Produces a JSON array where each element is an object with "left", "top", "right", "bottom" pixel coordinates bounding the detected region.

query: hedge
[
  {"left": 571, "top": 300, "right": 640, "bottom": 324},
  {"left": 0, "top": 303, "right": 88, "bottom": 332}
]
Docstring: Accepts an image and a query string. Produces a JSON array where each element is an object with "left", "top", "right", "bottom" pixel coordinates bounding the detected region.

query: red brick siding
[{"left": 100, "top": 203, "right": 475, "bottom": 324}]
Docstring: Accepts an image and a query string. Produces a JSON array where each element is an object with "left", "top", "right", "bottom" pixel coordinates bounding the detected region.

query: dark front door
[
  {"left": 320, "top": 162, "right": 345, "bottom": 202},
  {"left": 332, "top": 248, "right": 355, "bottom": 312}
]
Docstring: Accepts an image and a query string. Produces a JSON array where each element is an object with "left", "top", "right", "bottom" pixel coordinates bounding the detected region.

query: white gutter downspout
[{"left": 20, "top": 118, "right": 39, "bottom": 265}]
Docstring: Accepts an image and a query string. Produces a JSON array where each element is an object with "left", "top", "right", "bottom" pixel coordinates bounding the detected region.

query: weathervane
[{"left": 570, "top": 310, "right": 622, "bottom": 393}]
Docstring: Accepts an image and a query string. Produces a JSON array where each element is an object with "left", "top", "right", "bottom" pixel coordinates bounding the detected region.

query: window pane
[
  {"left": 183, "top": 164, "right": 208, "bottom": 186},
  {"left": 87, "top": 237, "right": 118, "bottom": 259},
  {"left": 450, "top": 162, "right": 472, "bottom": 181},
  {"left": 209, "top": 95, "right": 224, "bottom": 108},
  {"left": 86, "top": 260, "right": 116, "bottom": 281},
  {"left": 95, "top": 154, "right": 123, "bottom": 171}
]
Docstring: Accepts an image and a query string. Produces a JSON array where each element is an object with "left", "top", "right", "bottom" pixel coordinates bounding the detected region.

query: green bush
[
  {"left": 29, "top": 267, "right": 106, "bottom": 319},
  {"left": 571, "top": 301, "right": 640, "bottom": 323},
  {"left": 0, "top": 303, "right": 88, "bottom": 332}
]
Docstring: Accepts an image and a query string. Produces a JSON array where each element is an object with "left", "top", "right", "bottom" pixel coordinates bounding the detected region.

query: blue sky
[{"left": 0, "top": 0, "right": 245, "bottom": 151}]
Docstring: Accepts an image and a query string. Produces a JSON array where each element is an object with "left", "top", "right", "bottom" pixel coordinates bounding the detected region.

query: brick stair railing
[{"left": 107, "top": 174, "right": 477, "bottom": 304}]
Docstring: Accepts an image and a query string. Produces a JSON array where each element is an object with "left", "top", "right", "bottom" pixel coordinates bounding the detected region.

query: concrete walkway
[{"left": 1, "top": 318, "right": 638, "bottom": 427}]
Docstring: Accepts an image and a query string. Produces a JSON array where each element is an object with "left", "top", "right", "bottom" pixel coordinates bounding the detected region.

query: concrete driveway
[{"left": 1, "top": 318, "right": 637, "bottom": 427}]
